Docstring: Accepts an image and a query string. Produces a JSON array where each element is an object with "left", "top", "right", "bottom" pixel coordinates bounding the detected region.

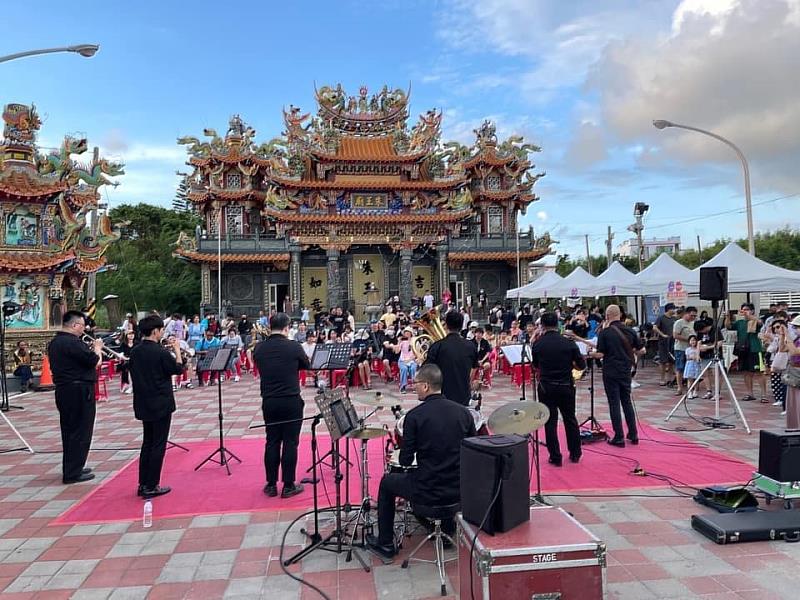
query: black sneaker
[
  {"left": 365, "top": 534, "right": 396, "bottom": 560},
  {"left": 607, "top": 438, "right": 625, "bottom": 448},
  {"left": 569, "top": 454, "right": 581, "bottom": 463},
  {"left": 548, "top": 456, "right": 563, "bottom": 467},
  {"left": 281, "top": 483, "right": 304, "bottom": 499},
  {"left": 263, "top": 484, "right": 278, "bottom": 497},
  {"left": 141, "top": 485, "right": 171, "bottom": 499},
  {"left": 627, "top": 436, "right": 639, "bottom": 445}
]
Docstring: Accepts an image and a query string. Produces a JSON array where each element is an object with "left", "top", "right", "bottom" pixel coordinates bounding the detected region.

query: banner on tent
[{"left": 660, "top": 280, "right": 688, "bottom": 306}]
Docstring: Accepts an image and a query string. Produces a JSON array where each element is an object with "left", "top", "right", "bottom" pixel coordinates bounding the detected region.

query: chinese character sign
[
  {"left": 301, "top": 267, "right": 328, "bottom": 314},
  {"left": 352, "top": 254, "right": 384, "bottom": 319},
  {"left": 412, "top": 266, "right": 433, "bottom": 298}
]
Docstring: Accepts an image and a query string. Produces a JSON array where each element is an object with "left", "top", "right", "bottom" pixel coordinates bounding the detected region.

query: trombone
[{"left": 82, "top": 334, "right": 128, "bottom": 362}]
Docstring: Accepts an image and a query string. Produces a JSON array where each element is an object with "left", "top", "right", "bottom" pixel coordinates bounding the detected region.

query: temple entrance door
[
  {"left": 267, "top": 284, "right": 289, "bottom": 314},
  {"left": 450, "top": 281, "right": 465, "bottom": 309}
]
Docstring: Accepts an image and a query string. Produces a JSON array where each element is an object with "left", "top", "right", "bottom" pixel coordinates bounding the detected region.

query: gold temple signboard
[
  {"left": 352, "top": 254, "right": 384, "bottom": 320},
  {"left": 301, "top": 267, "right": 328, "bottom": 313},
  {"left": 351, "top": 193, "right": 388, "bottom": 210}
]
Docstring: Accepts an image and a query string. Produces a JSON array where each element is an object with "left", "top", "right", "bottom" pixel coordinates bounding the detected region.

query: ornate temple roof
[
  {"left": 269, "top": 174, "right": 465, "bottom": 191},
  {"left": 0, "top": 168, "right": 67, "bottom": 197},
  {"left": 449, "top": 248, "right": 551, "bottom": 262},
  {"left": 262, "top": 207, "right": 471, "bottom": 223},
  {"left": 0, "top": 250, "right": 75, "bottom": 272},
  {"left": 173, "top": 248, "right": 290, "bottom": 264}
]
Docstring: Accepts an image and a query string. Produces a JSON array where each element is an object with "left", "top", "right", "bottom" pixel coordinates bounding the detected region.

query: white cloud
[{"left": 536, "top": 210, "right": 548, "bottom": 221}]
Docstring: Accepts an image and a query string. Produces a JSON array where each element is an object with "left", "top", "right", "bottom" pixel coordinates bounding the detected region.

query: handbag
[
  {"left": 782, "top": 364, "right": 800, "bottom": 388},
  {"left": 771, "top": 351, "right": 789, "bottom": 372},
  {"left": 610, "top": 324, "right": 639, "bottom": 377}
]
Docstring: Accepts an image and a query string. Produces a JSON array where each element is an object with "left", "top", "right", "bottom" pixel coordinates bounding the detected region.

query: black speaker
[
  {"left": 759, "top": 430, "right": 800, "bottom": 482},
  {"left": 460, "top": 434, "right": 529, "bottom": 535},
  {"left": 699, "top": 266, "right": 728, "bottom": 301}
]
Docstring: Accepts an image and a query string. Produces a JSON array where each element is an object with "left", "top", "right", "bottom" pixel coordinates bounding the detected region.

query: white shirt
[{"left": 423, "top": 294, "right": 434, "bottom": 309}]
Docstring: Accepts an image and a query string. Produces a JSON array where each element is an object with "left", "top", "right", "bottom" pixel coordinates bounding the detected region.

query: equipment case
[
  {"left": 457, "top": 506, "right": 605, "bottom": 600},
  {"left": 692, "top": 509, "right": 800, "bottom": 544}
]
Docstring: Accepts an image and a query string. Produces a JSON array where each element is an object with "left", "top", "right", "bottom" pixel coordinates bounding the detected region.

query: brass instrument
[
  {"left": 82, "top": 333, "right": 128, "bottom": 362},
  {"left": 161, "top": 339, "right": 194, "bottom": 362},
  {"left": 411, "top": 308, "right": 447, "bottom": 361}
]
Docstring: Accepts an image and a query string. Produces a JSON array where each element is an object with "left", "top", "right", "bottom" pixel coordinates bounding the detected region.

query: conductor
[
  {"left": 530, "top": 312, "right": 586, "bottom": 466},
  {"left": 48, "top": 310, "right": 103, "bottom": 484},
  {"left": 253, "top": 312, "right": 311, "bottom": 499}
]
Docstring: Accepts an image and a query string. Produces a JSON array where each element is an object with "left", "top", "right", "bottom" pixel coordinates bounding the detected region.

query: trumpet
[
  {"left": 161, "top": 339, "right": 195, "bottom": 362},
  {"left": 82, "top": 334, "right": 128, "bottom": 362},
  {"left": 411, "top": 308, "right": 447, "bottom": 361}
]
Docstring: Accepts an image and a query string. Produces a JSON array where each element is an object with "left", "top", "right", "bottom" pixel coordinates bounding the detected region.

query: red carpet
[{"left": 53, "top": 425, "right": 754, "bottom": 525}]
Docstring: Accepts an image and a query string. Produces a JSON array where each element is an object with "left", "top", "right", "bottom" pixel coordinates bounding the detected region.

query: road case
[{"left": 457, "top": 506, "right": 605, "bottom": 600}]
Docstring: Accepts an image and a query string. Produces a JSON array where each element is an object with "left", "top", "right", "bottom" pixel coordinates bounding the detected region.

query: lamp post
[
  {"left": 652, "top": 119, "right": 754, "bottom": 255},
  {"left": 0, "top": 44, "right": 99, "bottom": 64}
]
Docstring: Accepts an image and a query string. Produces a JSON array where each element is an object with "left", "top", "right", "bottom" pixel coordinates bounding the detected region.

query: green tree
[{"left": 96, "top": 204, "right": 201, "bottom": 318}]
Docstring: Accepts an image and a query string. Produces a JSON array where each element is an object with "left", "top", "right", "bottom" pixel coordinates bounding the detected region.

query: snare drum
[
  {"left": 393, "top": 414, "right": 406, "bottom": 448},
  {"left": 388, "top": 449, "right": 417, "bottom": 473},
  {"left": 468, "top": 407, "right": 489, "bottom": 436}
]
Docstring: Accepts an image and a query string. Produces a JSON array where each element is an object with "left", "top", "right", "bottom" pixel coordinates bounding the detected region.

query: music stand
[
  {"left": 285, "top": 388, "right": 370, "bottom": 572},
  {"left": 577, "top": 340, "right": 607, "bottom": 443},
  {"left": 194, "top": 348, "right": 241, "bottom": 475}
]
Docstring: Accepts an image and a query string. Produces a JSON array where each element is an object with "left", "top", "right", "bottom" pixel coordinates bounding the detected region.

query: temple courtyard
[{"left": 1, "top": 362, "right": 800, "bottom": 600}]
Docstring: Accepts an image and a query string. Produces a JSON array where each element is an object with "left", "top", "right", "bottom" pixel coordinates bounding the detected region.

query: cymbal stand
[{"left": 344, "top": 407, "right": 381, "bottom": 560}]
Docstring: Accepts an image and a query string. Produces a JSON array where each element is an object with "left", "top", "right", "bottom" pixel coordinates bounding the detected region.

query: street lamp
[
  {"left": 652, "top": 119, "right": 754, "bottom": 255},
  {"left": 0, "top": 44, "right": 100, "bottom": 64},
  {"left": 627, "top": 202, "right": 649, "bottom": 272}
]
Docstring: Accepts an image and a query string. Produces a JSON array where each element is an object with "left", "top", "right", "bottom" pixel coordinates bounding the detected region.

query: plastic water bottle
[{"left": 142, "top": 500, "right": 153, "bottom": 528}]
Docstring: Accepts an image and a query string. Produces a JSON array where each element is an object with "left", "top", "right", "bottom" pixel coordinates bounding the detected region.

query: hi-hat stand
[
  {"left": 195, "top": 348, "right": 241, "bottom": 474},
  {"left": 665, "top": 301, "right": 751, "bottom": 434}
]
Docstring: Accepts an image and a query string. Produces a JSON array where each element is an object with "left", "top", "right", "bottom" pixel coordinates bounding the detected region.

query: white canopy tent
[
  {"left": 634, "top": 252, "right": 699, "bottom": 296},
  {"left": 587, "top": 261, "right": 640, "bottom": 296},
  {"left": 692, "top": 242, "right": 800, "bottom": 293},
  {"left": 505, "top": 270, "right": 564, "bottom": 299},
  {"left": 553, "top": 266, "right": 598, "bottom": 298}
]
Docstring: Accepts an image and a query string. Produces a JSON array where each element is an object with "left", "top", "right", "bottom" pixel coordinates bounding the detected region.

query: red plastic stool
[
  {"left": 95, "top": 376, "right": 109, "bottom": 402},
  {"left": 512, "top": 364, "right": 532, "bottom": 386}
]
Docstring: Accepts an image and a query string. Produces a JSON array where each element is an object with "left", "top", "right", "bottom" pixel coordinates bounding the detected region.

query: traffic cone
[{"left": 37, "top": 354, "right": 54, "bottom": 390}]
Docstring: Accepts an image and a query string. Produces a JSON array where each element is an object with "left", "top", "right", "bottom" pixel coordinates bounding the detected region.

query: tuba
[{"left": 411, "top": 308, "right": 447, "bottom": 362}]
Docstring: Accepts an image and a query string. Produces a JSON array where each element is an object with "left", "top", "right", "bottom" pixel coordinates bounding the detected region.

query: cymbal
[
  {"left": 487, "top": 401, "right": 550, "bottom": 435},
  {"left": 354, "top": 393, "right": 410, "bottom": 407},
  {"left": 347, "top": 427, "right": 388, "bottom": 440}
]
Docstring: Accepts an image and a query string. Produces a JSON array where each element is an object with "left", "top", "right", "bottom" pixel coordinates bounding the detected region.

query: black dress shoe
[
  {"left": 569, "top": 454, "right": 581, "bottom": 463},
  {"left": 63, "top": 472, "right": 95, "bottom": 484},
  {"left": 548, "top": 456, "right": 563, "bottom": 467},
  {"left": 627, "top": 437, "right": 639, "bottom": 445},
  {"left": 365, "top": 534, "right": 396, "bottom": 560},
  {"left": 263, "top": 484, "right": 278, "bottom": 497},
  {"left": 281, "top": 483, "right": 304, "bottom": 499},
  {"left": 137, "top": 485, "right": 145, "bottom": 497},
  {"left": 141, "top": 485, "right": 171, "bottom": 499},
  {"left": 82, "top": 467, "right": 93, "bottom": 475},
  {"left": 607, "top": 438, "right": 626, "bottom": 448}
]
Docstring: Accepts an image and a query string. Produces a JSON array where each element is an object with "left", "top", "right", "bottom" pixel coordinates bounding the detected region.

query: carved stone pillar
[
  {"left": 289, "top": 241, "right": 302, "bottom": 311},
  {"left": 436, "top": 242, "right": 449, "bottom": 301},
  {"left": 399, "top": 248, "right": 413, "bottom": 309},
  {"left": 326, "top": 248, "right": 341, "bottom": 309},
  {"left": 201, "top": 263, "right": 212, "bottom": 306}
]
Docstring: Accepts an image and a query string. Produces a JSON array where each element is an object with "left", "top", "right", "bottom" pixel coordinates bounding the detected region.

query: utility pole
[
  {"left": 628, "top": 202, "right": 649, "bottom": 273},
  {"left": 606, "top": 226, "right": 614, "bottom": 267},
  {"left": 696, "top": 235, "right": 702, "bottom": 255},
  {"left": 584, "top": 234, "right": 592, "bottom": 275}
]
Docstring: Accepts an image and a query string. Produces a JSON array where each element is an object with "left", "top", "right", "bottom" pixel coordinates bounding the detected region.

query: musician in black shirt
[
  {"left": 425, "top": 310, "right": 479, "bottom": 406},
  {"left": 129, "top": 315, "right": 185, "bottom": 498},
  {"left": 366, "top": 364, "right": 476, "bottom": 560},
  {"left": 253, "top": 312, "right": 311, "bottom": 498},
  {"left": 48, "top": 311, "right": 103, "bottom": 484},
  {"left": 593, "top": 305, "right": 644, "bottom": 447},
  {"left": 530, "top": 312, "right": 586, "bottom": 465}
]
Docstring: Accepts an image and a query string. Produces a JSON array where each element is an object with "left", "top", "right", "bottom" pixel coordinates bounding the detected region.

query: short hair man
[
  {"left": 253, "top": 312, "right": 311, "bottom": 498},
  {"left": 673, "top": 306, "right": 698, "bottom": 395},
  {"left": 654, "top": 303, "right": 677, "bottom": 385},
  {"left": 366, "top": 364, "right": 476, "bottom": 560},
  {"left": 424, "top": 310, "right": 479, "bottom": 406},
  {"left": 129, "top": 315, "right": 185, "bottom": 498},
  {"left": 48, "top": 311, "right": 103, "bottom": 484}
]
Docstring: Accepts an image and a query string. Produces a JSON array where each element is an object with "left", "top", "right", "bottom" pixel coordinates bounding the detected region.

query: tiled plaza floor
[{"left": 1, "top": 360, "right": 799, "bottom": 599}]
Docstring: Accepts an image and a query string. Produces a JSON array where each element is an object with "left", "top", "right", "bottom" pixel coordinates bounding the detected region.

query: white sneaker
[
  {"left": 782, "top": 410, "right": 787, "bottom": 416},
  {"left": 773, "top": 400, "right": 783, "bottom": 406},
  {"left": 234, "top": 376, "right": 240, "bottom": 382},
  {"left": 124, "top": 386, "right": 132, "bottom": 394}
]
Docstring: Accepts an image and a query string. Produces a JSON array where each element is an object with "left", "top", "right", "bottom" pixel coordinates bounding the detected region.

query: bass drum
[{"left": 468, "top": 407, "right": 489, "bottom": 436}]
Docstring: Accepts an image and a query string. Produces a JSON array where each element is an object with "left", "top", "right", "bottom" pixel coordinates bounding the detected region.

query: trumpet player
[
  {"left": 129, "top": 315, "right": 185, "bottom": 499},
  {"left": 48, "top": 310, "right": 103, "bottom": 484}
]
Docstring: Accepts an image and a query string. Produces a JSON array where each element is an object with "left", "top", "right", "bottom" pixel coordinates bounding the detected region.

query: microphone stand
[{"left": 520, "top": 337, "right": 545, "bottom": 505}]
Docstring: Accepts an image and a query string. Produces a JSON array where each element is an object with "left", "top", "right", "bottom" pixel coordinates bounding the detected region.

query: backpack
[{"left": 489, "top": 308, "right": 499, "bottom": 325}]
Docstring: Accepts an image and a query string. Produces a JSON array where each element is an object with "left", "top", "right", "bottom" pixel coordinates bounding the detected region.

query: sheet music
[{"left": 576, "top": 341, "right": 588, "bottom": 356}]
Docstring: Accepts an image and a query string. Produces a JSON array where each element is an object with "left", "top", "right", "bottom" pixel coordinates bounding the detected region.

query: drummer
[
  {"left": 366, "top": 364, "right": 476, "bottom": 561},
  {"left": 530, "top": 311, "right": 586, "bottom": 466}
]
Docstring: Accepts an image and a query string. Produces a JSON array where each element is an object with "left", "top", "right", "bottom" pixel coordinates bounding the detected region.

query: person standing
[
  {"left": 129, "top": 315, "right": 184, "bottom": 498},
  {"left": 253, "top": 312, "right": 310, "bottom": 499},
  {"left": 654, "top": 303, "right": 677, "bottom": 386},
  {"left": 672, "top": 306, "right": 698, "bottom": 396},
  {"left": 779, "top": 317, "right": 800, "bottom": 428},
  {"left": 592, "top": 305, "right": 643, "bottom": 447},
  {"left": 726, "top": 303, "right": 767, "bottom": 402},
  {"left": 48, "top": 310, "right": 102, "bottom": 484},
  {"left": 423, "top": 289, "right": 434, "bottom": 311},
  {"left": 530, "top": 312, "right": 587, "bottom": 465},
  {"left": 425, "top": 310, "right": 479, "bottom": 406},
  {"left": 366, "top": 364, "right": 476, "bottom": 560}
]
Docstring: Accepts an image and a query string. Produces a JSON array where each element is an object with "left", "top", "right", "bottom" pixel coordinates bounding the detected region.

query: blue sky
[{"left": 2, "top": 0, "right": 798, "bottom": 259}]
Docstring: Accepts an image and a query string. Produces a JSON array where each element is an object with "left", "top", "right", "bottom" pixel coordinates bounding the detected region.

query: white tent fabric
[
  {"left": 588, "top": 261, "right": 640, "bottom": 296},
  {"left": 634, "top": 252, "right": 698, "bottom": 296},
  {"left": 554, "top": 266, "right": 598, "bottom": 298},
  {"left": 692, "top": 242, "right": 800, "bottom": 292},
  {"left": 505, "top": 270, "right": 563, "bottom": 299}
]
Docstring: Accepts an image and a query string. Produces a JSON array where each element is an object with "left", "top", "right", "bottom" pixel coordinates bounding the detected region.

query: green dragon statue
[
  {"left": 68, "top": 158, "right": 125, "bottom": 188},
  {"left": 36, "top": 136, "right": 88, "bottom": 178}
]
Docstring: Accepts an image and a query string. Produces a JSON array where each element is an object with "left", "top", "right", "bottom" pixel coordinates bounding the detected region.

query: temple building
[
  {"left": 174, "top": 84, "right": 551, "bottom": 319},
  {"left": 0, "top": 103, "right": 124, "bottom": 361}
]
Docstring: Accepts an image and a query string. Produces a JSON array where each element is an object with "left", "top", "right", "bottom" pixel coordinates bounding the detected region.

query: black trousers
[
  {"left": 603, "top": 375, "right": 637, "bottom": 440},
  {"left": 377, "top": 472, "right": 414, "bottom": 546},
  {"left": 538, "top": 380, "right": 581, "bottom": 460},
  {"left": 262, "top": 395, "right": 304, "bottom": 486},
  {"left": 139, "top": 414, "right": 172, "bottom": 489},
  {"left": 55, "top": 382, "right": 96, "bottom": 482}
]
